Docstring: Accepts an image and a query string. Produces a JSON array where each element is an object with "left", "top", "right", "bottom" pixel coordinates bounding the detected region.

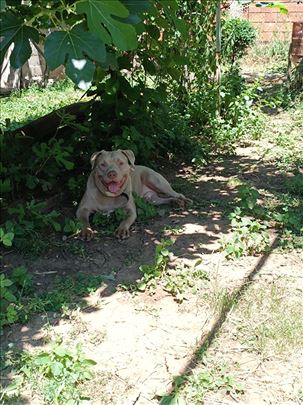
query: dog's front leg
[
  {"left": 76, "top": 206, "right": 95, "bottom": 240},
  {"left": 115, "top": 197, "right": 137, "bottom": 240}
]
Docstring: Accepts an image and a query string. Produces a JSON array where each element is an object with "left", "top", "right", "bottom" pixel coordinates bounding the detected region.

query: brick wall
[{"left": 242, "top": 0, "right": 303, "bottom": 42}]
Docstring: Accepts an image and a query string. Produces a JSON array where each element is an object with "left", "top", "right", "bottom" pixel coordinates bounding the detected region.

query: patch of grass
[
  {"left": 241, "top": 40, "right": 289, "bottom": 75},
  {"left": 0, "top": 79, "right": 84, "bottom": 131},
  {"left": 162, "top": 259, "right": 209, "bottom": 302},
  {"left": 159, "top": 360, "right": 244, "bottom": 404},
  {"left": 227, "top": 182, "right": 303, "bottom": 252},
  {"left": 0, "top": 269, "right": 111, "bottom": 329},
  {"left": 1, "top": 341, "right": 96, "bottom": 404},
  {"left": 262, "top": 104, "right": 303, "bottom": 172},
  {"left": 236, "top": 281, "right": 303, "bottom": 357}
]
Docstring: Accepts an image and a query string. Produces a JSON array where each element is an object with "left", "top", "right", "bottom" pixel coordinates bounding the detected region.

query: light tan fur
[{"left": 76, "top": 149, "right": 191, "bottom": 239}]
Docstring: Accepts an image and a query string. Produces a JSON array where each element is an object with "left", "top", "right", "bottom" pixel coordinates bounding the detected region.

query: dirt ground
[{"left": 1, "top": 111, "right": 303, "bottom": 404}]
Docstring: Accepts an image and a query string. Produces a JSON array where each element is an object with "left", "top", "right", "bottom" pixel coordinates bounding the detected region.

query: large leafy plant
[{"left": 0, "top": 0, "right": 186, "bottom": 89}]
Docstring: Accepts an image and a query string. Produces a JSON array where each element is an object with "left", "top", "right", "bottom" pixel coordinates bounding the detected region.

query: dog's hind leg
[{"left": 143, "top": 169, "right": 192, "bottom": 206}]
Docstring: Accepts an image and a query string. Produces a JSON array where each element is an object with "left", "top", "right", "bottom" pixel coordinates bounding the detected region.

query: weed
[
  {"left": 3, "top": 200, "right": 61, "bottom": 252},
  {"left": 92, "top": 194, "right": 159, "bottom": 236},
  {"left": 0, "top": 227, "right": 14, "bottom": 247},
  {"left": 0, "top": 267, "right": 33, "bottom": 331},
  {"left": 220, "top": 207, "right": 270, "bottom": 258},
  {"left": 285, "top": 173, "right": 303, "bottom": 196},
  {"left": 162, "top": 260, "right": 209, "bottom": 302},
  {"left": 279, "top": 229, "right": 303, "bottom": 250},
  {"left": 122, "top": 242, "right": 209, "bottom": 301},
  {"left": 92, "top": 209, "right": 127, "bottom": 236},
  {"left": 242, "top": 40, "right": 289, "bottom": 75},
  {"left": 159, "top": 362, "right": 244, "bottom": 404},
  {"left": 237, "top": 184, "right": 262, "bottom": 213},
  {"left": 183, "top": 366, "right": 244, "bottom": 403},
  {"left": 63, "top": 240, "right": 88, "bottom": 258},
  {"left": 2, "top": 341, "right": 96, "bottom": 404},
  {"left": 133, "top": 193, "right": 159, "bottom": 221},
  {"left": 63, "top": 218, "right": 81, "bottom": 235},
  {"left": 136, "top": 239, "right": 175, "bottom": 292},
  {"left": 161, "top": 224, "right": 183, "bottom": 236}
]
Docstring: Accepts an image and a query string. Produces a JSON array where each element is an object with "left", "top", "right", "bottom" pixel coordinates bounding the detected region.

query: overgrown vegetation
[{"left": 0, "top": 1, "right": 266, "bottom": 255}]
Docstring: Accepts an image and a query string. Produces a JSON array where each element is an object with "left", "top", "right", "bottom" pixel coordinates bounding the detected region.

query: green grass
[
  {"left": 262, "top": 103, "right": 303, "bottom": 172},
  {"left": 241, "top": 40, "right": 289, "bottom": 75},
  {"left": 236, "top": 281, "right": 303, "bottom": 356},
  {"left": 0, "top": 79, "right": 84, "bottom": 131}
]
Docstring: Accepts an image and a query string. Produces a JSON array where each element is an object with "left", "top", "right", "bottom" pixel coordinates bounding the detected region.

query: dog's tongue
[{"left": 108, "top": 182, "right": 120, "bottom": 193}]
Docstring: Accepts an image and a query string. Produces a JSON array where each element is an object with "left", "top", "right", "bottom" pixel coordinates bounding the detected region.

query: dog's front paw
[
  {"left": 115, "top": 225, "right": 130, "bottom": 240},
  {"left": 81, "top": 227, "right": 95, "bottom": 241}
]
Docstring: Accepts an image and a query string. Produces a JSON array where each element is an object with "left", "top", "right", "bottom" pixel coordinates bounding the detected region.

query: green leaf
[
  {"left": 6, "top": 304, "right": 18, "bottom": 323},
  {"left": 0, "top": 0, "right": 7, "bottom": 12},
  {"left": 3, "top": 290, "right": 16, "bottom": 302},
  {"left": 45, "top": 26, "right": 105, "bottom": 89},
  {"left": 173, "top": 17, "right": 188, "bottom": 38},
  {"left": 82, "top": 359, "right": 97, "bottom": 366},
  {"left": 51, "top": 361, "right": 64, "bottom": 377},
  {"left": 159, "top": 0, "right": 178, "bottom": 13},
  {"left": 53, "top": 345, "right": 69, "bottom": 357},
  {"left": 76, "top": 0, "right": 138, "bottom": 50},
  {"left": 119, "top": 0, "right": 151, "bottom": 24},
  {"left": 0, "top": 13, "right": 39, "bottom": 68},
  {"left": 12, "top": 266, "right": 28, "bottom": 281},
  {"left": 255, "top": 2, "right": 288, "bottom": 14},
  {"left": 0, "top": 275, "right": 13, "bottom": 288},
  {"left": 34, "top": 353, "right": 51, "bottom": 365},
  {"left": 2, "top": 232, "right": 14, "bottom": 246}
]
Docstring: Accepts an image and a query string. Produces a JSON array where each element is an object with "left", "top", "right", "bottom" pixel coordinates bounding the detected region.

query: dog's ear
[
  {"left": 90, "top": 150, "right": 104, "bottom": 169},
  {"left": 121, "top": 150, "right": 135, "bottom": 168}
]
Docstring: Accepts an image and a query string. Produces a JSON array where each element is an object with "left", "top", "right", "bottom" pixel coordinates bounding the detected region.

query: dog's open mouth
[{"left": 103, "top": 176, "right": 127, "bottom": 194}]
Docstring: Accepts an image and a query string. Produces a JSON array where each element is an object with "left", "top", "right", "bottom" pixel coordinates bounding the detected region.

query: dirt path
[{"left": 2, "top": 111, "right": 302, "bottom": 404}]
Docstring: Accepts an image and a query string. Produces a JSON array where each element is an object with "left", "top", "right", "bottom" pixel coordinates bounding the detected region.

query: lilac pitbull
[{"left": 76, "top": 149, "right": 191, "bottom": 239}]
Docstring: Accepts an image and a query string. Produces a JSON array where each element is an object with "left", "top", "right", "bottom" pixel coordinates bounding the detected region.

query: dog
[{"left": 76, "top": 149, "right": 191, "bottom": 240}]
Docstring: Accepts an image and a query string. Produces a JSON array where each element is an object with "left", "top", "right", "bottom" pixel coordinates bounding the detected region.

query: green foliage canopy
[{"left": 0, "top": 0, "right": 188, "bottom": 89}]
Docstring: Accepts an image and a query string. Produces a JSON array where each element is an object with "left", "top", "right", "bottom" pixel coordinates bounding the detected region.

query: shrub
[{"left": 222, "top": 18, "right": 257, "bottom": 65}]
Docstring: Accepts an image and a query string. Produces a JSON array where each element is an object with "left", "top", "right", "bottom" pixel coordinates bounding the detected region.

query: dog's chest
[{"left": 94, "top": 193, "right": 128, "bottom": 213}]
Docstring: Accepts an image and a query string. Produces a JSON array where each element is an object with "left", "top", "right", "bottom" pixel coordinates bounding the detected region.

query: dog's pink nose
[{"left": 108, "top": 170, "right": 117, "bottom": 179}]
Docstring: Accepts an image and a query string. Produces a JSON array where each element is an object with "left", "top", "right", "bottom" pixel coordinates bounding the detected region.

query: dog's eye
[
  {"left": 99, "top": 163, "right": 106, "bottom": 168},
  {"left": 118, "top": 161, "right": 124, "bottom": 166}
]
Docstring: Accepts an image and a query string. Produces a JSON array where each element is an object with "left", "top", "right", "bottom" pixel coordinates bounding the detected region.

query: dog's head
[{"left": 90, "top": 149, "right": 135, "bottom": 197}]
